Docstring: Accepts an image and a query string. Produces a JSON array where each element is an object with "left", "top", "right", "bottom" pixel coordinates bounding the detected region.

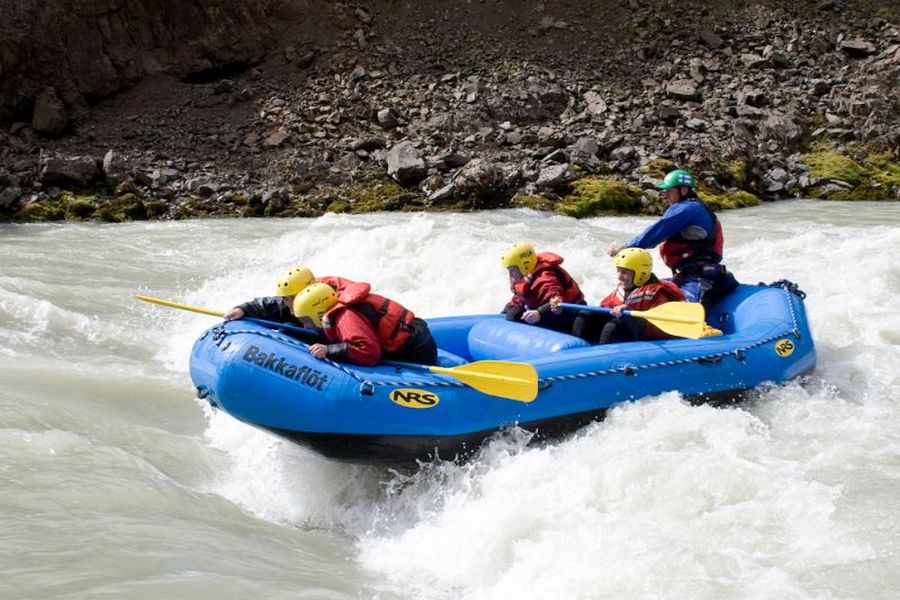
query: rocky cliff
[{"left": 1, "top": 0, "right": 898, "bottom": 221}]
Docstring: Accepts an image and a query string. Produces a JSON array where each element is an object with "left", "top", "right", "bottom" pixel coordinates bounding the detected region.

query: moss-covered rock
[
  {"left": 866, "top": 153, "right": 900, "bottom": 189},
  {"left": 510, "top": 193, "right": 553, "bottom": 211},
  {"left": 144, "top": 199, "right": 167, "bottom": 218},
  {"left": 65, "top": 197, "right": 97, "bottom": 220},
  {"left": 802, "top": 144, "right": 899, "bottom": 200},
  {"left": 555, "top": 177, "right": 642, "bottom": 218},
  {"left": 346, "top": 179, "right": 424, "bottom": 213},
  {"left": 16, "top": 201, "right": 65, "bottom": 222},
  {"left": 801, "top": 144, "right": 865, "bottom": 185},
  {"left": 94, "top": 194, "right": 148, "bottom": 222},
  {"left": 325, "top": 199, "right": 351, "bottom": 213},
  {"left": 697, "top": 189, "right": 762, "bottom": 210}
]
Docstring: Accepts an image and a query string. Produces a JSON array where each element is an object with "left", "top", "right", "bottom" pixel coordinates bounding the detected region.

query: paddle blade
[
  {"left": 432, "top": 360, "right": 538, "bottom": 403},
  {"left": 632, "top": 302, "right": 706, "bottom": 339},
  {"left": 135, "top": 295, "right": 225, "bottom": 318}
]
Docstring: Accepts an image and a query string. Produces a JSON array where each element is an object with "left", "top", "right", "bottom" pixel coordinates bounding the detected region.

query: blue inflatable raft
[{"left": 189, "top": 282, "right": 815, "bottom": 466}]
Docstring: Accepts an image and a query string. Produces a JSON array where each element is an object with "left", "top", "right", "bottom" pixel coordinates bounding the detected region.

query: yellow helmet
[
  {"left": 500, "top": 242, "right": 537, "bottom": 276},
  {"left": 275, "top": 266, "right": 315, "bottom": 297},
  {"left": 614, "top": 248, "right": 653, "bottom": 286},
  {"left": 292, "top": 282, "right": 337, "bottom": 327}
]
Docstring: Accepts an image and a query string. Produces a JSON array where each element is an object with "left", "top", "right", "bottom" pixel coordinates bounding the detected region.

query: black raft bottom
[
  {"left": 266, "top": 388, "right": 752, "bottom": 468},
  {"left": 268, "top": 408, "right": 605, "bottom": 468}
]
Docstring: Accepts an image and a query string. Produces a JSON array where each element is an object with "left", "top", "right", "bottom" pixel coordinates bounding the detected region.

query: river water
[{"left": 2, "top": 200, "right": 899, "bottom": 600}]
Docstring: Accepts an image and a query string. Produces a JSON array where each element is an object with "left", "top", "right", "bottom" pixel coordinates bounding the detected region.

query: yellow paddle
[
  {"left": 135, "top": 294, "right": 539, "bottom": 402},
  {"left": 560, "top": 301, "right": 707, "bottom": 339}
]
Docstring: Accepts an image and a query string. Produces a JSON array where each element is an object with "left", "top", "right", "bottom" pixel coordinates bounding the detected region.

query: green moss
[
  {"left": 326, "top": 200, "right": 350, "bottom": 213},
  {"left": 556, "top": 177, "right": 642, "bottom": 218},
  {"left": 510, "top": 194, "right": 552, "bottom": 210},
  {"left": 144, "top": 199, "right": 167, "bottom": 218},
  {"left": 65, "top": 198, "right": 96, "bottom": 220},
  {"left": 726, "top": 160, "right": 750, "bottom": 188},
  {"left": 865, "top": 153, "right": 900, "bottom": 188},
  {"left": 801, "top": 145, "right": 864, "bottom": 185},
  {"left": 16, "top": 201, "right": 65, "bottom": 222},
  {"left": 94, "top": 194, "right": 148, "bottom": 222},
  {"left": 637, "top": 158, "right": 677, "bottom": 179},
  {"left": 697, "top": 189, "right": 761, "bottom": 210},
  {"left": 804, "top": 145, "right": 899, "bottom": 201},
  {"left": 346, "top": 180, "right": 423, "bottom": 213}
]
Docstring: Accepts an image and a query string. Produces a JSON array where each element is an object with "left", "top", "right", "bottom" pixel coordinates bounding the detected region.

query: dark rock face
[{"left": 0, "top": 0, "right": 278, "bottom": 122}]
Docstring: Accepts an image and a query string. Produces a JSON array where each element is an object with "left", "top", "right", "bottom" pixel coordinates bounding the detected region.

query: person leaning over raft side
[
  {"left": 222, "top": 266, "right": 354, "bottom": 323},
  {"left": 292, "top": 281, "right": 438, "bottom": 367},
  {"left": 606, "top": 169, "right": 737, "bottom": 306},
  {"left": 573, "top": 248, "right": 684, "bottom": 344},
  {"left": 500, "top": 242, "right": 587, "bottom": 332}
]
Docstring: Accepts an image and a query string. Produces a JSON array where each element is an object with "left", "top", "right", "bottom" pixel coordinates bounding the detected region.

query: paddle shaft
[
  {"left": 134, "top": 294, "right": 322, "bottom": 339},
  {"left": 560, "top": 302, "right": 633, "bottom": 318}
]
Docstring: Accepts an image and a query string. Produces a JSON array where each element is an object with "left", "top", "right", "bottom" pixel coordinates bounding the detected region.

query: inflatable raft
[{"left": 189, "top": 281, "right": 815, "bottom": 466}]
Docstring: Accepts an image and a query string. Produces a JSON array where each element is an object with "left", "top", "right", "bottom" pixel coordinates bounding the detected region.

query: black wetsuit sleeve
[
  {"left": 503, "top": 303, "right": 525, "bottom": 321},
  {"left": 235, "top": 296, "right": 293, "bottom": 322}
]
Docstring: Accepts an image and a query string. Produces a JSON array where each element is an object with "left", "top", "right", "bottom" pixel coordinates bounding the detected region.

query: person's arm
[
  {"left": 326, "top": 309, "right": 381, "bottom": 366},
  {"left": 227, "top": 296, "right": 293, "bottom": 321},
  {"left": 617, "top": 202, "right": 701, "bottom": 251}
]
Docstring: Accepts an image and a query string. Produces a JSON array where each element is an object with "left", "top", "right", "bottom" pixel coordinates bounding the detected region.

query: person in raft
[
  {"left": 292, "top": 281, "right": 438, "bottom": 367},
  {"left": 500, "top": 242, "right": 587, "bottom": 332},
  {"left": 572, "top": 248, "right": 684, "bottom": 344},
  {"left": 222, "top": 266, "right": 354, "bottom": 323},
  {"left": 607, "top": 169, "right": 737, "bottom": 305}
]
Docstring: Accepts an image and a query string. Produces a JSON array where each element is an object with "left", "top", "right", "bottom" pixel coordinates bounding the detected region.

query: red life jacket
[
  {"left": 600, "top": 276, "right": 684, "bottom": 339},
  {"left": 512, "top": 252, "right": 585, "bottom": 308},
  {"left": 659, "top": 198, "right": 725, "bottom": 271},
  {"left": 322, "top": 282, "right": 414, "bottom": 352},
  {"left": 316, "top": 276, "right": 356, "bottom": 293}
]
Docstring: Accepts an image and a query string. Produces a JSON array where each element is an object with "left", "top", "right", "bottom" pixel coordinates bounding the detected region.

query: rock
[
  {"left": 699, "top": 30, "right": 724, "bottom": 49},
  {"left": 840, "top": 39, "right": 877, "bottom": 57},
  {"left": 386, "top": 142, "right": 426, "bottom": 185},
  {"left": 761, "top": 113, "right": 804, "bottom": 145},
  {"left": 535, "top": 163, "right": 575, "bottom": 189},
  {"left": 377, "top": 108, "right": 401, "bottom": 130},
  {"left": 428, "top": 183, "right": 457, "bottom": 204},
  {"left": 666, "top": 80, "right": 700, "bottom": 101},
  {"left": 583, "top": 91, "right": 608, "bottom": 115},
  {"left": 435, "top": 152, "right": 470, "bottom": 169},
  {"left": 102, "top": 150, "right": 131, "bottom": 185},
  {"left": 685, "top": 118, "right": 707, "bottom": 131},
  {"left": 350, "top": 137, "right": 386, "bottom": 151},
  {"left": 263, "top": 129, "right": 290, "bottom": 147},
  {"left": 658, "top": 106, "right": 682, "bottom": 124},
  {"left": 40, "top": 156, "right": 100, "bottom": 186},
  {"left": 0, "top": 187, "right": 22, "bottom": 209},
  {"left": 452, "top": 158, "right": 504, "bottom": 198},
  {"left": 740, "top": 53, "right": 767, "bottom": 68},
  {"left": 32, "top": 88, "right": 68, "bottom": 136},
  {"left": 150, "top": 168, "right": 182, "bottom": 187}
]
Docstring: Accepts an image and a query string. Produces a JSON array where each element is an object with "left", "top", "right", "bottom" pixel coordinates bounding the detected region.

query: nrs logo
[
  {"left": 389, "top": 388, "right": 440, "bottom": 409},
  {"left": 774, "top": 339, "right": 796, "bottom": 357}
]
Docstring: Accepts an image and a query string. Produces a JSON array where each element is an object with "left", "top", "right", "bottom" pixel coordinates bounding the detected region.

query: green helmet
[{"left": 657, "top": 169, "right": 695, "bottom": 190}]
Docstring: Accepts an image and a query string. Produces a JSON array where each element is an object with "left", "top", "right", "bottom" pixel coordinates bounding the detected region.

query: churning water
[{"left": 2, "top": 200, "right": 899, "bottom": 599}]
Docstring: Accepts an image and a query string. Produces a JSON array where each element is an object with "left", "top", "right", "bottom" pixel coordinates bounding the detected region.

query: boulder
[{"left": 386, "top": 142, "right": 426, "bottom": 185}]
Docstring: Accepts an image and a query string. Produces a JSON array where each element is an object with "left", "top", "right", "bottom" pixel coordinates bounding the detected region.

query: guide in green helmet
[
  {"left": 656, "top": 169, "right": 696, "bottom": 190},
  {"left": 606, "top": 167, "right": 738, "bottom": 305}
]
